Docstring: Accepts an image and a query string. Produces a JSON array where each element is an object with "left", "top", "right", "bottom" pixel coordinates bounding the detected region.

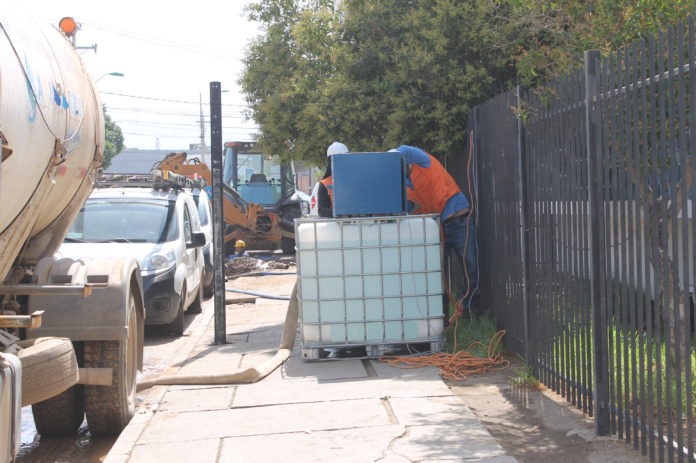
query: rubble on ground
[
  {"left": 225, "top": 257, "right": 260, "bottom": 276},
  {"left": 224, "top": 255, "right": 294, "bottom": 276},
  {"left": 267, "top": 261, "right": 289, "bottom": 270}
]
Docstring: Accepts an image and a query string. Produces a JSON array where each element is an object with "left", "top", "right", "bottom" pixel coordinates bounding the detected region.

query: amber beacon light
[{"left": 58, "top": 17, "right": 79, "bottom": 37}]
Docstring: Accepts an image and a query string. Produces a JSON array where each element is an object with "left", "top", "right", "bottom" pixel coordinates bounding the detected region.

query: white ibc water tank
[
  {"left": 0, "top": 2, "right": 104, "bottom": 281},
  {"left": 296, "top": 215, "right": 444, "bottom": 345}
]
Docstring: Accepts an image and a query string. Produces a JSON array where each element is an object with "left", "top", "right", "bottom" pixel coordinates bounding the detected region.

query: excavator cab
[
  {"left": 223, "top": 142, "right": 309, "bottom": 253},
  {"left": 223, "top": 144, "right": 295, "bottom": 209}
]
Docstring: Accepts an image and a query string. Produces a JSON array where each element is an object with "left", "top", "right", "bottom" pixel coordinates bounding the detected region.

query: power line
[
  {"left": 106, "top": 107, "right": 248, "bottom": 118},
  {"left": 82, "top": 21, "right": 246, "bottom": 60},
  {"left": 100, "top": 91, "right": 248, "bottom": 107},
  {"left": 123, "top": 131, "right": 257, "bottom": 139},
  {"left": 113, "top": 119, "right": 256, "bottom": 130}
]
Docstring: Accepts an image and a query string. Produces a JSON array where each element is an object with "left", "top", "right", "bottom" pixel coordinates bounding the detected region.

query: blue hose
[{"left": 225, "top": 288, "right": 291, "bottom": 300}]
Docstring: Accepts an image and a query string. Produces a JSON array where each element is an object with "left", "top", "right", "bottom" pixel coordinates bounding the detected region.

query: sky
[{"left": 19, "top": 0, "right": 262, "bottom": 150}]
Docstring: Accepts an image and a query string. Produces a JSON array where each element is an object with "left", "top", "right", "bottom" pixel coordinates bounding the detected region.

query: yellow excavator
[{"left": 155, "top": 142, "right": 309, "bottom": 254}]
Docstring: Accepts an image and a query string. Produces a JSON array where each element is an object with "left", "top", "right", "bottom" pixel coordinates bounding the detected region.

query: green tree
[
  {"left": 241, "top": 0, "right": 532, "bottom": 164},
  {"left": 103, "top": 106, "right": 124, "bottom": 170},
  {"left": 240, "top": 0, "right": 340, "bottom": 166},
  {"left": 241, "top": 0, "right": 696, "bottom": 163}
]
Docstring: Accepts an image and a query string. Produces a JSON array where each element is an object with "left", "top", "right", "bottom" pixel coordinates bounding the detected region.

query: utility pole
[
  {"left": 210, "top": 82, "right": 225, "bottom": 344},
  {"left": 198, "top": 92, "right": 206, "bottom": 151}
]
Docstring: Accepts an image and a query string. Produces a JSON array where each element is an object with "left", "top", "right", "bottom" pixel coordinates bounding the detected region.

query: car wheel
[
  {"left": 169, "top": 284, "right": 186, "bottom": 336},
  {"left": 188, "top": 282, "right": 203, "bottom": 314},
  {"left": 203, "top": 270, "right": 214, "bottom": 299}
]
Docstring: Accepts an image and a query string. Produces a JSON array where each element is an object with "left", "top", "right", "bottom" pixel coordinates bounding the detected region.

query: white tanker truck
[{"left": 0, "top": 3, "right": 144, "bottom": 459}]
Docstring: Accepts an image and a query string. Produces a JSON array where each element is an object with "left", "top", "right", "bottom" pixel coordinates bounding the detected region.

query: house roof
[{"left": 106, "top": 149, "right": 209, "bottom": 174}]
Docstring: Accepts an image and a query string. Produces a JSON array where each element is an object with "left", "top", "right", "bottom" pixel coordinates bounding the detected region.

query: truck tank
[{"left": 0, "top": 2, "right": 104, "bottom": 282}]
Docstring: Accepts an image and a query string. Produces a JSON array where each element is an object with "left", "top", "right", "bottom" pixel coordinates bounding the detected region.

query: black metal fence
[{"left": 469, "top": 20, "right": 696, "bottom": 463}]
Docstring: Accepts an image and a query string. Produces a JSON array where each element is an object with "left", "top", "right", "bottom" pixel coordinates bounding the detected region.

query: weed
[{"left": 511, "top": 358, "right": 545, "bottom": 391}]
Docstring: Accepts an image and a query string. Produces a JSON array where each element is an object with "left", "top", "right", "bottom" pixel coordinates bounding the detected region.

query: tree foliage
[
  {"left": 511, "top": 0, "right": 696, "bottom": 84},
  {"left": 240, "top": 0, "right": 696, "bottom": 164},
  {"left": 103, "top": 106, "right": 123, "bottom": 170}
]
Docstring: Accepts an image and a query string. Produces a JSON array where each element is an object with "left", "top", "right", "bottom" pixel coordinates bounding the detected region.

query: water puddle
[{"left": 16, "top": 407, "right": 115, "bottom": 463}]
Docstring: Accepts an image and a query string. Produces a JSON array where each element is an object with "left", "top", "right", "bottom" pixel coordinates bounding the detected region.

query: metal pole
[
  {"left": 585, "top": 50, "right": 610, "bottom": 435},
  {"left": 516, "top": 86, "right": 532, "bottom": 363},
  {"left": 210, "top": 82, "right": 226, "bottom": 345}
]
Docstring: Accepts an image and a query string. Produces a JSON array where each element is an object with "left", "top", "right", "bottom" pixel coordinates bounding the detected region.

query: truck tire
[
  {"left": 18, "top": 337, "right": 79, "bottom": 407},
  {"left": 84, "top": 294, "right": 137, "bottom": 436},
  {"left": 169, "top": 284, "right": 186, "bottom": 336},
  {"left": 281, "top": 236, "right": 295, "bottom": 255},
  {"left": 32, "top": 386, "right": 84, "bottom": 437}
]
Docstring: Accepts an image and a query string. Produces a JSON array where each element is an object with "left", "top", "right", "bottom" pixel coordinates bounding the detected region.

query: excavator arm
[
  {"left": 155, "top": 152, "right": 281, "bottom": 251},
  {"left": 155, "top": 152, "right": 213, "bottom": 185}
]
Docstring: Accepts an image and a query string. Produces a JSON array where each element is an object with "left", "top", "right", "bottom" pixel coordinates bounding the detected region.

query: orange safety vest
[
  {"left": 406, "top": 153, "right": 461, "bottom": 214},
  {"left": 320, "top": 176, "right": 334, "bottom": 202}
]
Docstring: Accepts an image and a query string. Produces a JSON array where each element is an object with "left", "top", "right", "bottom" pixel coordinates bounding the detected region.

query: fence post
[
  {"left": 584, "top": 50, "right": 610, "bottom": 435},
  {"left": 516, "top": 86, "right": 532, "bottom": 363}
]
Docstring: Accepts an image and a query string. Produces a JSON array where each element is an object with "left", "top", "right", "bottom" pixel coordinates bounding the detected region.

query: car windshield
[{"left": 66, "top": 200, "right": 177, "bottom": 243}]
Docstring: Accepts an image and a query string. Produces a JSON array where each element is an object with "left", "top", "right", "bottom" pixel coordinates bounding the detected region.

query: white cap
[{"left": 327, "top": 141, "right": 349, "bottom": 156}]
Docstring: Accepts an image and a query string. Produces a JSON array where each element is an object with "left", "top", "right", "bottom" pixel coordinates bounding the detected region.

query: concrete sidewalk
[{"left": 105, "top": 275, "right": 516, "bottom": 463}]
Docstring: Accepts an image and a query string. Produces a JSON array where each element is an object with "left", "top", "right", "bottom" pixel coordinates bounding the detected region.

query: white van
[{"left": 59, "top": 183, "right": 205, "bottom": 336}]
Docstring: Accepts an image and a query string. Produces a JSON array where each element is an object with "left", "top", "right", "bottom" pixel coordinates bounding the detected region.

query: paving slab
[
  {"left": 280, "top": 353, "right": 369, "bottom": 381},
  {"left": 218, "top": 425, "right": 405, "bottom": 463},
  {"left": 388, "top": 396, "right": 485, "bottom": 427},
  {"left": 128, "top": 438, "right": 221, "bottom": 463},
  {"left": 137, "top": 398, "right": 391, "bottom": 444},
  {"left": 391, "top": 425, "right": 507, "bottom": 461},
  {"left": 156, "top": 386, "right": 235, "bottom": 413},
  {"left": 233, "top": 374, "right": 453, "bottom": 407}
]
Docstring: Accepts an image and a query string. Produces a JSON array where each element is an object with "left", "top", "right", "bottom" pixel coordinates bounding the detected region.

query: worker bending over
[
  {"left": 393, "top": 145, "right": 478, "bottom": 314},
  {"left": 316, "top": 141, "right": 349, "bottom": 218}
]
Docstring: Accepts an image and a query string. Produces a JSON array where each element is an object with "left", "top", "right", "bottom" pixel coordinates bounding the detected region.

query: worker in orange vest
[
  {"left": 393, "top": 145, "right": 478, "bottom": 315},
  {"left": 315, "top": 141, "right": 349, "bottom": 217}
]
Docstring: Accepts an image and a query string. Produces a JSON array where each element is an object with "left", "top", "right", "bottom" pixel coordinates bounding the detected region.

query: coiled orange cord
[{"left": 379, "top": 330, "right": 509, "bottom": 381}]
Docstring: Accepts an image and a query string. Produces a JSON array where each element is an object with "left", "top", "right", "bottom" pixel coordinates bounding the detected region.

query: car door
[
  {"left": 182, "top": 201, "right": 197, "bottom": 300},
  {"left": 183, "top": 197, "right": 204, "bottom": 292}
]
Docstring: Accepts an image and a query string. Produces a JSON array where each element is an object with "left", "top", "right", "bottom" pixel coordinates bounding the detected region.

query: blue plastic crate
[{"left": 331, "top": 152, "right": 406, "bottom": 216}]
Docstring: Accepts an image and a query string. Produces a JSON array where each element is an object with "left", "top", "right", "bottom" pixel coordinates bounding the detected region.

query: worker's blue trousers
[{"left": 443, "top": 215, "right": 478, "bottom": 309}]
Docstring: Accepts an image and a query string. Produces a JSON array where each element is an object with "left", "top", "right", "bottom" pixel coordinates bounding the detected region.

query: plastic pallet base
[{"left": 301, "top": 340, "right": 444, "bottom": 361}]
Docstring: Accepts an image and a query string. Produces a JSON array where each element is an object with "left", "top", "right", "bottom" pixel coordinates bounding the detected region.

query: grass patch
[
  {"left": 607, "top": 326, "right": 696, "bottom": 419},
  {"left": 548, "top": 322, "right": 695, "bottom": 419},
  {"left": 444, "top": 314, "right": 501, "bottom": 357}
]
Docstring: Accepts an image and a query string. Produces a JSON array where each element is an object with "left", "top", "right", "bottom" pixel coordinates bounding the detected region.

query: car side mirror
[{"left": 188, "top": 231, "right": 206, "bottom": 249}]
